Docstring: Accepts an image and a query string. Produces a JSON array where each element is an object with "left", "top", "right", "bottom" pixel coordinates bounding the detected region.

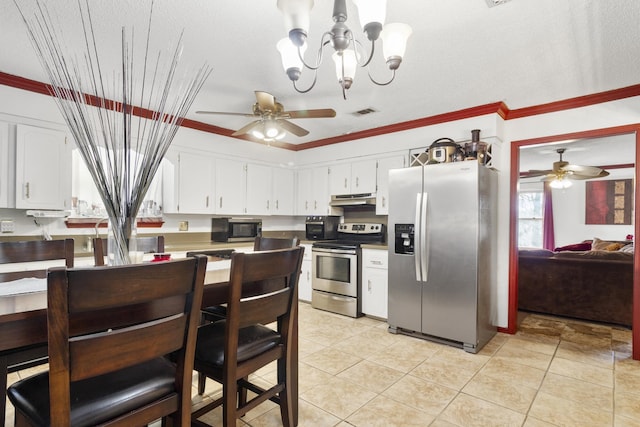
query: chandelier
[{"left": 276, "top": 0, "right": 412, "bottom": 99}]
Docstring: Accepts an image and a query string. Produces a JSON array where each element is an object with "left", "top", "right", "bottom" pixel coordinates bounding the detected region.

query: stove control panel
[{"left": 337, "top": 223, "right": 384, "bottom": 235}]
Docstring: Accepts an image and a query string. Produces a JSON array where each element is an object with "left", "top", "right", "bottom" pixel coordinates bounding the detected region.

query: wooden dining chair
[
  {"left": 253, "top": 236, "right": 300, "bottom": 251},
  {"left": 196, "top": 236, "right": 301, "bottom": 395},
  {"left": 7, "top": 254, "right": 207, "bottom": 427},
  {"left": 0, "top": 238, "right": 74, "bottom": 426},
  {"left": 92, "top": 235, "right": 164, "bottom": 265},
  {"left": 191, "top": 246, "right": 304, "bottom": 427}
]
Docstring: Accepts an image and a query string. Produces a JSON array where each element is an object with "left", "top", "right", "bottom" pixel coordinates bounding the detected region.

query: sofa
[{"left": 518, "top": 245, "right": 634, "bottom": 327}]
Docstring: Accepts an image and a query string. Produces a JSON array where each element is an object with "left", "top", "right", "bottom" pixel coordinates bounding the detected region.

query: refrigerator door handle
[
  {"left": 421, "top": 192, "right": 428, "bottom": 282},
  {"left": 414, "top": 193, "right": 422, "bottom": 282}
]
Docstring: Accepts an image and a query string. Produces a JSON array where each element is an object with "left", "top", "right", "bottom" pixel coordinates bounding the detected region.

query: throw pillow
[
  {"left": 620, "top": 244, "right": 635, "bottom": 253},
  {"left": 604, "top": 242, "right": 625, "bottom": 251},
  {"left": 592, "top": 237, "right": 614, "bottom": 251}
]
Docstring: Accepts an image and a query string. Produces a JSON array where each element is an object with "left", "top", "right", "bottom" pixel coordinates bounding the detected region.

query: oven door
[{"left": 311, "top": 247, "right": 358, "bottom": 297}]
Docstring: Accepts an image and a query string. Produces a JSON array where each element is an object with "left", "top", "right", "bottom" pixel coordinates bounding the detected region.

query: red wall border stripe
[{"left": 2, "top": 71, "right": 640, "bottom": 151}]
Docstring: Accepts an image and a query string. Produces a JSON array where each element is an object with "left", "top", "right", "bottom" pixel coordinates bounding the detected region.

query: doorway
[{"left": 507, "top": 124, "right": 640, "bottom": 359}]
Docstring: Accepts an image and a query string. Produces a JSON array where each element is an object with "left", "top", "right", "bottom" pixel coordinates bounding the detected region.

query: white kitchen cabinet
[
  {"left": 299, "top": 244, "right": 313, "bottom": 302},
  {"left": 0, "top": 122, "right": 9, "bottom": 208},
  {"left": 245, "top": 163, "right": 272, "bottom": 215},
  {"left": 329, "top": 159, "right": 377, "bottom": 195},
  {"left": 362, "top": 248, "right": 388, "bottom": 319},
  {"left": 215, "top": 158, "right": 246, "bottom": 215},
  {"left": 178, "top": 151, "right": 214, "bottom": 214},
  {"left": 296, "top": 166, "right": 330, "bottom": 215},
  {"left": 271, "top": 167, "right": 295, "bottom": 215},
  {"left": 376, "top": 155, "right": 406, "bottom": 215},
  {"left": 15, "top": 124, "right": 71, "bottom": 210}
]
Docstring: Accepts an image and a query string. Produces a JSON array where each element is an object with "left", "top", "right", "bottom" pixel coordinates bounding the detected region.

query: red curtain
[{"left": 542, "top": 181, "right": 555, "bottom": 250}]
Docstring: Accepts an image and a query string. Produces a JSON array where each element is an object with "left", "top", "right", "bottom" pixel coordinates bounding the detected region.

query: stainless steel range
[{"left": 311, "top": 222, "right": 385, "bottom": 317}]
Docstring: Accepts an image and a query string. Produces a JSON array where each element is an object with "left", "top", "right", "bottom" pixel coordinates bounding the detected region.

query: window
[{"left": 518, "top": 190, "right": 543, "bottom": 247}]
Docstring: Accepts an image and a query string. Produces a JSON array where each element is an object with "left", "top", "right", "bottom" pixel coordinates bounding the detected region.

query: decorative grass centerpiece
[{"left": 15, "top": 0, "right": 211, "bottom": 264}]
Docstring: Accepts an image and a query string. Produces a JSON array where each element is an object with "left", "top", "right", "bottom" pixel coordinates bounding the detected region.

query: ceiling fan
[
  {"left": 196, "top": 91, "right": 336, "bottom": 141},
  {"left": 523, "top": 148, "right": 609, "bottom": 187}
]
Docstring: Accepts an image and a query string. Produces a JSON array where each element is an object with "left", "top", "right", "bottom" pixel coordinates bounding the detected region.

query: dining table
[{"left": 0, "top": 261, "right": 299, "bottom": 426}]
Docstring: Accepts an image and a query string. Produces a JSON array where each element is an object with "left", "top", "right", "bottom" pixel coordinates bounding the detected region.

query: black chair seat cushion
[
  {"left": 7, "top": 357, "right": 176, "bottom": 427},
  {"left": 202, "top": 305, "right": 227, "bottom": 319},
  {"left": 195, "top": 321, "right": 280, "bottom": 367}
]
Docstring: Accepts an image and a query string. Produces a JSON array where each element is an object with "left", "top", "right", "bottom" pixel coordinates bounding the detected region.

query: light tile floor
[{"left": 5, "top": 303, "right": 640, "bottom": 426}]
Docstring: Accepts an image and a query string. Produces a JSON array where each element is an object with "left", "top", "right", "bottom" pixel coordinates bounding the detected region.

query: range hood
[{"left": 330, "top": 193, "right": 376, "bottom": 207}]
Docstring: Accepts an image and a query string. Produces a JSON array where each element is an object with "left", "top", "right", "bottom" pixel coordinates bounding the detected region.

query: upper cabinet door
[
  {"left": 177, "top": 151, "right": 214, "bottom": 214},
  {"left": 246, "top": 163, "right": 272, "bottom": 215},
  {"left": 296, "top": 168, "right": 312, "bottom": 215},
  {"left": 376, "top": 155, "right": 406, "bottom": 215},
  {"left": 0, "top": 122, "right": 9, "bottom": 208},
  {"left": 272, "top": 167, "right": 294, "bottom": 215},
  {"left": 215, "top": 158, "right": 246, "bottom": 215},
  {"left": 15, "top": 124, "right": 71, "bottom": 210},
  {"left": 329, "top": 163, "right": 351, "bottom": 195},
  {"left": 351, "top": 159, "right": 377, "bottom": 194},
  {"left": 311, "top": 166, "right": 330, "bottom": 215}
]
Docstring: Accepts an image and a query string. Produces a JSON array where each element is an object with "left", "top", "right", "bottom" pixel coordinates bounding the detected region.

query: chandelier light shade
[
  {"left": 381, "top": 23, "right": 413, "bottom": 69},
  {"left": 276, "top": 0, "right": 412, "bottom": 99}
]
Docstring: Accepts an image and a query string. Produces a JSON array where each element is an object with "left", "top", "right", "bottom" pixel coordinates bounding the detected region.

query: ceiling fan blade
[
  {"left": 566, "top": 170, "right": 611, "bottom": 180},
  {"left": 196, "top": 111, "right": 256, "bottom": 117},
  {"left": 521, "top": 169, "right": 552, "bottom": 178},
  {"left": 283, "top": 108, "right": 337, "bottom": 119},
  {"left": 255, "top": 91, "right": 276, "bottom": 112},
  {"left": 562, "top": 164, "right": 607, "bottom": 177},
  {"left": 277, "top": 119, "right": 309, "bottom": 137},
  {"left": 231, "top": 120, "right": 261, "bottom": 136}
]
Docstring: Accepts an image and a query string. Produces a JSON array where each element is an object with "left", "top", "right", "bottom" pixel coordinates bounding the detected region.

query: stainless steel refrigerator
[{"left": 387, "top": 161, "right": 497, "bottom": 353}]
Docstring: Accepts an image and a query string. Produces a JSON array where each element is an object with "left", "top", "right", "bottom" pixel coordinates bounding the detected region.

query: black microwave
[
  {"left": 305, "top": 216, "right": 340, "bottom": 240},
  {"left": 211, "top": 218, "right": 262, "bottom": 242}
]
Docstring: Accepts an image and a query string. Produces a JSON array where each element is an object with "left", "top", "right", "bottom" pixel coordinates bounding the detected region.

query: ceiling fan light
[
  {"left": 275, "top": 130, "right": 286, "bottom": 140},
  {"left": 265, "top": 125, "right": 279, "bottom": 138},
  {"left": 251, "top": 129, "right": 265, "bottom": 139},
  {"left": 549, "top": 178, "right": 572, "bottom": 189},
  {"left": 352, "top": 0, "right": 386, "bottom": 40},
  {"left": 380, "top": 23, "right": 412, "bottom": 64}
]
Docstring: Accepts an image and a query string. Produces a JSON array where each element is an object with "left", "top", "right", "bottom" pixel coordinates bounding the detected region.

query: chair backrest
[
  {"left": 227, "top": 246, "right": 304, "bottom": 334},
  {"left": 46, "top": 255, "right": 207, "bottom": 426},
  {"left": 253, "top": 236, "right": 300, "bottom": 251},
  {"left": 92, "top": 235, "right": 165, "bottom": 266},
  {"left": 0, "top": 239, "right": 74, "bottom": 282}
]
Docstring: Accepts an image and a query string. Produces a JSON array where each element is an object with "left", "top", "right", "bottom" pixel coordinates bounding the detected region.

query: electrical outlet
[{"left": 0, "top": 219, "right": 14, "bottom": 233}]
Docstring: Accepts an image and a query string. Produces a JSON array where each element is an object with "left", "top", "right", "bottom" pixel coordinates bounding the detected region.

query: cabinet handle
[
  {"left": 276, "top": 200, "right": 279, "bottom": 210},
  {"left": 206, "top": 196, "right": 209, "bottom": 207},
  {"left": 356, "top": 177, "right": 359, "bottom": 187},
  {"left": 267, "top": 200, "right": 270, "bottom": 210},
  {"left": 372, "top": 260, "right": 382, "bottom": 265},
  {"left": 382, "top": 196, "right": 386, "bottom": 207},
  {"left": 305, "top": 201, "right": 308, "bottom": 210},
  {"left": 368, "top": 279, "right": 372, "bottom": 291},
  {"left": 25, "top": 182, "right": 30, "bottom": 199},
  {"left": 344, "top": 178, "right": 347, "bottom": 188},
  {"left": 314, "top": 200, "right": 317, "bottom": 209},
  {"left": 307, "top": 271, "right": 310, "bottom": 281},
  {"left": 219, "top": 197, "right": 222, "bottom": 208}
]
